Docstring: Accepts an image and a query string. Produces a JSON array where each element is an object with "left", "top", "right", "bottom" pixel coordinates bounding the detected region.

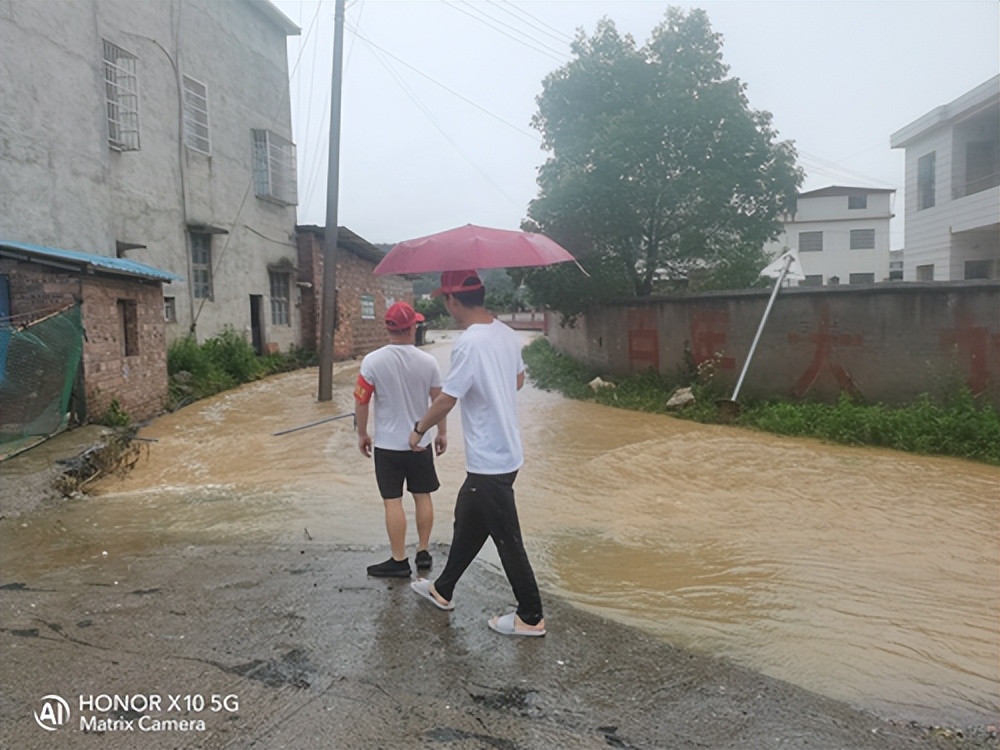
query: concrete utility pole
[{"left": 318, "top": 0, "right": 346, "bottom": 402}]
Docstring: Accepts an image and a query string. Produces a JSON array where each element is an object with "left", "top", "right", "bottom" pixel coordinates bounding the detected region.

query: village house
[
  {"left": 764, "top": 186, "right": 896, "bottom": 286},
  {"left": 890, "top": 75, "right": 1000, "bottom": 281},
  {"left": 296, "top": 226, "right": 413, "bottom": 359},
  {"left": 0, "top": 0, "right": 302, "bottom": 352},
  {"left": 0, "top": 241, "right": 178, "bottom": 447}
]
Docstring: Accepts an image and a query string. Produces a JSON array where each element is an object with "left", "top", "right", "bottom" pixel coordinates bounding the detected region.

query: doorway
[{"left": 249, "top": 294, "right": 264, "bottom": 355}]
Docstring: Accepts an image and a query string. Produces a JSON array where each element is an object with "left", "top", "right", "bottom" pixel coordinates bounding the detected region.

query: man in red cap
[
  {"left": 408, "top": 271, "right": 546, "bottom": 636},
  {"left": 355, "top": 301, "right": 447, "bottom": 578}
]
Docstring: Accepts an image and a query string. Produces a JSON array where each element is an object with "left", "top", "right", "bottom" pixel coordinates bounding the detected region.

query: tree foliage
[{"left": 524, "top": 8, "right": 803, "bottom": 318}]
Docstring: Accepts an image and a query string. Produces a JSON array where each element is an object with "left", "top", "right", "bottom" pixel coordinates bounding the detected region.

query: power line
[
  {"left": 440, "top": 0, "right": 567, "bottom": 62},
  {"left": 348, "top": 24, "right": 539, "bottom": 141},
  {"left": 494, "top": 0, "right": 575, "bottom": 45}
]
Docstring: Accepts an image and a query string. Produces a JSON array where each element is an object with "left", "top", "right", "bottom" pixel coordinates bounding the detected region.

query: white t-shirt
[
  {"left": 359, "top": 344, "right": 442, "bottom": 451},
  {"left": 442, "top": 319, "right": 525, "bottom": 475}
]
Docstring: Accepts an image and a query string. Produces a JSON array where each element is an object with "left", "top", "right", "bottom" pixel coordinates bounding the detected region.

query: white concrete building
[
  {"left": 764, "top": 186, "right": 895, "bottom": 286},
  {"left": 0, "top": 0, "right": 302, "bottom": 351},
  {"left": 890, "top": 76, "right": 1000, "bottom": 281}
]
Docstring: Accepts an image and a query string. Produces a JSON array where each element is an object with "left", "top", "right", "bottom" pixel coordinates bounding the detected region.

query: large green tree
[{"left": 524, "top": 8, "right": 803, "bottom": 317}]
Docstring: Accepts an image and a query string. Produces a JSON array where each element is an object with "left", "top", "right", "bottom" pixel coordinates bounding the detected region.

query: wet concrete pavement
[{"left": 1, "top": 533, "right": 994, "bottom": 749}]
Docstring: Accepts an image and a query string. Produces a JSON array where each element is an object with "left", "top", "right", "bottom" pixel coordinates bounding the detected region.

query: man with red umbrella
[{"left": 407, "top": 270, "right": 546, "bottom": 637}]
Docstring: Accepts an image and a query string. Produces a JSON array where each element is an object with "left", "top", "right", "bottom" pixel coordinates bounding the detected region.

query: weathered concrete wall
[{"left": 546, "top": 281, "right": 1000, "bottom": 408}]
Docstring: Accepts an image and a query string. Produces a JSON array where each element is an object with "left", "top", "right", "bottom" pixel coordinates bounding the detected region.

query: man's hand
[
  {"left": 358, "top": 433, "right": 372, "bottom": 458},
  {"left": 434, "top": 433, "right": 448, "bottom": 456},
  {"left": 408, "top": 430, "right": 425, "bottom": 452}
]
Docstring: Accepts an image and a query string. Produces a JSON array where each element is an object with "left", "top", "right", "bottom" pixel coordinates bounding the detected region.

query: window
[
  {"left": 269, "top": 272, "right": 291, "bottom": 326},
  {"left": 164, "top": 297, "right": 177, "bottom": 323},
  {"left": 800, "top": 274, "right": 823, "bottom": 287},
  {"left": 103, "top": 40, "right": 140, "bottom": 151},
  {"left": 360, "top": 294, "right": 375, "bottom": 320},
  {"left": 850, "top": 229, "right": 876, "bottom": 250},
  {"left": 190, "top": 232, "right": 213, "bottom": 299},
  {"left": 849, "top": 273, "right": 875, "bottom": 285},
  {"left": 117, "top": 299, "right": 138, "bottom": 356},
  {"left": 799, "top": 231, "right": 823, "bottom": 252},
  {"left": 965, "top": 259, "right": 994, "bottom": 280},
  {"left": 183, "top": 75, "right": 210, "bottom": 155},
  {"left": 916, "top": 264, "right": 934, "bottom": 281},
  {"left": 252, "top": 129, "right": 297, "bottom": 205},
  {"left": 848, "top": 194, "right": 867, "bottom": 210},
  {"left": 918, "top": 152, "right": 935, "bottom": 210}
]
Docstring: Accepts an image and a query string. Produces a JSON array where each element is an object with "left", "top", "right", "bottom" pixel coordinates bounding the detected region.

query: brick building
[
  {"left": 0, "top": 241, "right": 178, "bottom": 426},
  {"left": 296, "top": 227, "right": 412, "bottom": 359}
]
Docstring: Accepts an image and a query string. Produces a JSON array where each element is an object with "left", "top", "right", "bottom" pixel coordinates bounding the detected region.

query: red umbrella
[{"left": 373, "top": 224, "right": 578, "bottom": 276}]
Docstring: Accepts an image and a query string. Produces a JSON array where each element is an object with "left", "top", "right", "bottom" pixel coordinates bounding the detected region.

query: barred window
[
  {"left": 361, "top": 295, "right": 375, "bottom": 320},
  {"left": 183, "top": 75, "right": 210, "bottom": 155},
  {"left": 850, "top": 229, "right": 875, "bottom": 250},
  {"left": 103, "top": 40, "right": 140, "bottom": 151},
  {"left": 252, "top": 130, "right": 297, "bottom": 205},
  {"left": 190, "top": 232, "right": 213, "bottom": 300},
  {"left": 269, "top": 272, "right": 291, "bottom": 326},
  {"left": 849, "top": 273, "right": 875, "bottom": 285},
  {"left": 848, "top": 194, "right": 867, "bottom": 209},
  {"left": 799, "top": 231, "right": 823, "bottom": 252},
  {"left": 164, "top": 297, "right": 177, "bottom": 323}
]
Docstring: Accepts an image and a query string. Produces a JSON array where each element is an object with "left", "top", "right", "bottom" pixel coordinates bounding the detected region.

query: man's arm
[
  {"left": 355, "top": 400, "right": 372, "bottom": 457},
  {"left": 429, "top": 386, "right": 448, "bottom": 456},
  {"left": 410, "top": 392, "right": 458, "bottom": 451},
  {"left": 517, "top": 371, "right": 525, "bottom": 391}
]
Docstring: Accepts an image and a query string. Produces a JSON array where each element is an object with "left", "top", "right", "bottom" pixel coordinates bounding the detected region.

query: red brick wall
[
  {"left": 296, "top": 231, "right": 412, "bottom": 359},
  {"left": 1, "top": 259, "right": 168, "bottom": 423},
  {"left": 80, "top": 277, "right": 168, "bottom": 422}
]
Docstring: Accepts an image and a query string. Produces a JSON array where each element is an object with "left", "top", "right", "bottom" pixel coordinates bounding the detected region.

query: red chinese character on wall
[{"left": 788, "top": 305, "right": 863, "bottom": 398}]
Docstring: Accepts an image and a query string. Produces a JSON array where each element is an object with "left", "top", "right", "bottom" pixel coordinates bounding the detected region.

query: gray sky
[{"left": 271, "top": 0, "right": 999, "bottom": 249}]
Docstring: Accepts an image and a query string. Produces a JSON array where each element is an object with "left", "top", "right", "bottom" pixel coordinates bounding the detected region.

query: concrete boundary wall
[{"left": 545, "top": 282, "right": 1000, "bottom": 409}]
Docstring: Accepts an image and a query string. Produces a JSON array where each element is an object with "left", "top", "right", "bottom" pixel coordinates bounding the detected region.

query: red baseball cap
[
  {"left": 431, "top": 270, "right": 484, "bottom": 297},
  {"left": 385, "top": 301, "right": 424, "bottom": 331}
]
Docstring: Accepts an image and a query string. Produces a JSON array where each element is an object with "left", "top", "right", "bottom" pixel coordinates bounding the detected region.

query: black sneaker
[
  {"left": 367, "top": 557, "right": 411, "bottom": 578},
  {"left": 415, "top": 550, "right": 432, "bottom": 571}
]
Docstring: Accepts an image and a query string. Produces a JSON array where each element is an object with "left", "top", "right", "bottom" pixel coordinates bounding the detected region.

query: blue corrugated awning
[{"left": 0, "top": 240, "right": 182, "bottom": 283}]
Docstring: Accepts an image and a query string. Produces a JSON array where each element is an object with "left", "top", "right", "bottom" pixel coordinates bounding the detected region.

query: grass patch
[{"left": 522, "top": 337, "right": 1000, "bottom": 465}]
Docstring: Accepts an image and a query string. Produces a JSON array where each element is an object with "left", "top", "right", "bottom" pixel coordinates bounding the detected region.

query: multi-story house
[
  {"left": 0, "top": 0, "right": 302, "bottom": 351},
  {"left": 890, "top": 75, "right": 1000, "bottom": 281},
  {"left": 764, "top": 186, "right": 896, "bottom": 286}
]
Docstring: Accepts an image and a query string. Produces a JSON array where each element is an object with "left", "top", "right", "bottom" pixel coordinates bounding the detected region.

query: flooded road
[{"left": 2, "top": 331, "right": 997, "bottom": 728}]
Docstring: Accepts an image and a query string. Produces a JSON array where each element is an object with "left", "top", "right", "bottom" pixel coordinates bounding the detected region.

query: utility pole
[{"left": 318, "top": 0, "right": 346, "bottom": 401}]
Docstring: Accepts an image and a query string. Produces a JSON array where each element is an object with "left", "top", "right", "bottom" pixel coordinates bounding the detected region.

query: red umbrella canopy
[{"left": 373, "top": 224, "right": 576, "bottom": 276}]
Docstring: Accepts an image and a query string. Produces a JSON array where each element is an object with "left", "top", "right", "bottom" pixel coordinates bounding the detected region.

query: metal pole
[
  {"left": 318, "top": 0, "right": 346, "bottom": 402},
  {"left": 730, "top": 253, "right": 793, "bottom": 402}
]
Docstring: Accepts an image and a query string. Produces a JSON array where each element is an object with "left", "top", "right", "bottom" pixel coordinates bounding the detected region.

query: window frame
[
  {"left": 190, "top": 232, "right": 213, "bottom": 300},
  {"left": 252, "top": 129, "right": 298, "bottom": 206},
  {"left": 918, "top": 152, "right": 936, "bottom": 210},
  {"left": 847, "top": 194, "right": 867, "bottom": 210},
  {"left": 798, "top": 231, "right": 823, "bottom": 253},
  {"left": 182, "top": 74, "right": 211, "bottom": 155},
  {"left": 163, "top": 296, "right": 177, "bottom": 323},
  {"left": 360, "top": 294, "right": 376, "bottom": 320},
  {"left": 103, "top": 39, "right": 141, "bottom": 151},
  {"left": 849, "top": 229, "right": 876, "bottom": 250},
  {"left": 269, "top": 271, "right": 291, "bottom": 326}
]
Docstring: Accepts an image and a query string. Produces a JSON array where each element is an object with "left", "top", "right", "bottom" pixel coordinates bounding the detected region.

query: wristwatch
[{"left": 413, "top": 421, "right": 426, "bottom": 436}]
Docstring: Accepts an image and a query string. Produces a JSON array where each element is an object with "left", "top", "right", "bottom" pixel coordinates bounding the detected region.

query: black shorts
[{"left": 373, "top": 447, "right": 440, "bottom": 500}]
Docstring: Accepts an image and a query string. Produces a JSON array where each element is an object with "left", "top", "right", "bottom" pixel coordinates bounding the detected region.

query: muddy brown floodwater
[{"left": 3, "top": 331, "right": 998, "bottom": 730}]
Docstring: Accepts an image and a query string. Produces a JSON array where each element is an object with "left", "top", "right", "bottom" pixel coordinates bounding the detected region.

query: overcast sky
[{"left": 271, "top": 0, "right": 999, "bottom": 249}]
